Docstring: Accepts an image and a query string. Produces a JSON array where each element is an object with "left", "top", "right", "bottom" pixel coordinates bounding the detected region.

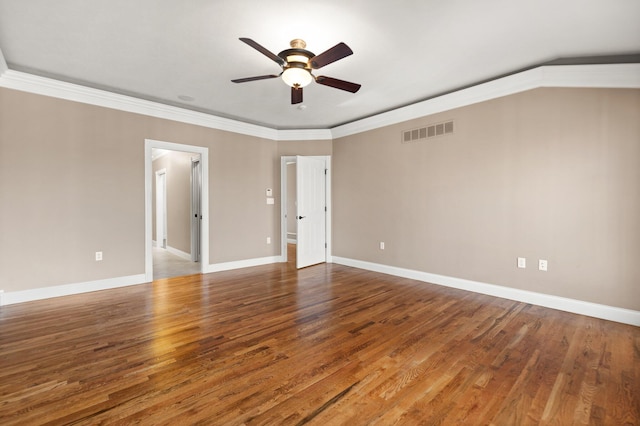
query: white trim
[
  {"left": 0, "top": 290, "right": 4, "bottom": 307},
  {"left": 0, "top": 48, "right": 7, "bottom": 76},
  {"left": 0, "top": 70, "right": 278, "bottom": 140},
  {"left": 145, "top": 139, "right": 209, "bottom": 282},
  {"left": 0, "top": 70, "right": 329, "bottom": 142},
  {"left": 331, "top": 256, "right": 640, "bottom": 327},
  {"left": 1, "top": 274, "right": 147, "bottom": 306},
  {"left": 206, "top": 256, "right": 281, "bottom": 273},
  {"left": 287, "top": 239, "right": 297, "bottom": 244},
  {"left": 330, "top": 64, "right": 640, "bottom": 139},
  {"left": 1, "top": 64, "right": 637, "bottom": 141},
  {"left": 166, "top": 245, "right": 192, "bottom": 261},
  {"left": 277, "top": 129, "right": 333, "bottom": 141}
]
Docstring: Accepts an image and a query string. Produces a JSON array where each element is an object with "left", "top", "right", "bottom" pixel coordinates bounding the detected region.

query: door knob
[{"left": 297, "top": 216, "right": 306, "bottom": 219}]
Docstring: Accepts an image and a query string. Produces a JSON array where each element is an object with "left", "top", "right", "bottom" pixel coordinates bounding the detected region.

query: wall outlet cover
[{"left": 539, "top": 259, "right": 548, "bottom": 271}]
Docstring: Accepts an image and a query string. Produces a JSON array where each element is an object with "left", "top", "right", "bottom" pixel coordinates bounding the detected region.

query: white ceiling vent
[{"left": 402, "top": 120, "right": 454, "bottom": 143}]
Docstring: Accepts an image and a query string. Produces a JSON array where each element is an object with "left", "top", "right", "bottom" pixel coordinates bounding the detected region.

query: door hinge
[
  {"left": 324, "top": 206, "right": 327, "bottom": 212},
  {"left": 324, "top": 169, "right": 327, "bottom": 175},
  {"left": 325, "top": 242, "right": 327, "bottom": 248}
]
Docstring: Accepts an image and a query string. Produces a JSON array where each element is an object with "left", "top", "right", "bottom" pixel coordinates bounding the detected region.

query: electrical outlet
[
  {"left": 95, "top": 251, "right": 103, "bottom": 261},
  {"left": 539, "top": 259, "right": 548, "bottom": 271},
  {"left": 266, "top": 237, "right": 271, "bottom": 244},
  {"left": 379, "top": 242, "right": 385, "bottom": 250},
  {"left": 517, "top": 257, "right": 526, "bottom": 268}
]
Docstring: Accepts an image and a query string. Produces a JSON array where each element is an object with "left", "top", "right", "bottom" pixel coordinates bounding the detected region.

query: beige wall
[
  {"left": 0, "top": 87, "right": 280, "bottom": 291},
  {"left": 277, "top": 139, "right": 332, "bottom": 157},
  {"left": 332, "top": 88, "right": 640, "bottom": 311},
  {"left": 2, "top": 85, "right": 638, "bottom": 313}
]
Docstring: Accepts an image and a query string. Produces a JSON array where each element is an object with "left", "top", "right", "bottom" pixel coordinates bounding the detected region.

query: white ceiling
[{"left": 0, "top": 0, "right": 638, "bottom": 130}]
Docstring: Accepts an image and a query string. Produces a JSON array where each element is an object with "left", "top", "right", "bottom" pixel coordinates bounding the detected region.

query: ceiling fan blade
[
  {"left": 291, "top": 86, "right": 303, "bottom": 104},
  {"left": 315, "top": 76, "right": 361, "bottom": 93},
  {"left": 310, "top": 42, "right": 353, "bottom": 69},
  {"left": 231, "top": 74, "right": 279, "bottom": 83},
  {"left": 239, "top": 38, "right": 285, "bottom": 66}
]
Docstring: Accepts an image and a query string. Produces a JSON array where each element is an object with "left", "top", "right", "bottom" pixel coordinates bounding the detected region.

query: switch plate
[
  {"left": 266, "top": 237, "right": 271, "bottom": 244},
  {"left": 517, "top": 257, "right": 526, "bottom": 268},
  {"left": 539, "top": 259, "right": 548, "bottom": 271},
  {"left": 379, "top": 242, "right": 385, "bottom": 250},
  {"left": 95, "top": 251, "right": 103, "bottom": 261}
]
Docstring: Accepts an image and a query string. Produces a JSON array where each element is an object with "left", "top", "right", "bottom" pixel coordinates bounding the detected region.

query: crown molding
[
  {"left": 1, "top": 60, "right": 638, "bottom": 142},
  {"left": 276, "top": 128, "right": 333, "bottom": 140},
  {"left": 0, "top": 69, "right": 282, "bottom": 140},
  {"left": 330, "top": 63, "right": 640, "bottom": 139}
]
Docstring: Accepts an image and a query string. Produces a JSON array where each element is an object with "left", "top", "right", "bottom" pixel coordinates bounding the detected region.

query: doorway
[
  {"left": 280, "top": 155, "right": 332, "bottom": 267},
  {"left": 145, "top": 140, "right": 209, "bottom": 282}
]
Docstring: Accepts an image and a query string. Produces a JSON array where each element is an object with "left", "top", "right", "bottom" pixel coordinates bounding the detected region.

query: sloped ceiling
[{"left": 0, "top": 0, "right": 639, "bottom": 130}]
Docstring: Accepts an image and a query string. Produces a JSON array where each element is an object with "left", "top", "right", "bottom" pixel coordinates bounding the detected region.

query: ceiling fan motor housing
[{"left": 278, "top": 48, "right": 314, "bottom": 69}]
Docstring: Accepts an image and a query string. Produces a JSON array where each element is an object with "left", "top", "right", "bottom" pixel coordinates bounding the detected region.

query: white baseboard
[
  {"left": 206, "top": 256, "right": 282, "bottom": 273},
  {"left": 1, "top": 253, "right": 285, "bottom": 306},
  {"left": 166, "top": 246, "right": 192, "bottom": 261},
  {"left": 331, "top": 256, "right": 640, "bottom": 326},
  {"left": 287, "top": 239, "right": 297, "bottom": 244},
  {"left": 1, "top": 274, "right": 148, "bottom": 306}
]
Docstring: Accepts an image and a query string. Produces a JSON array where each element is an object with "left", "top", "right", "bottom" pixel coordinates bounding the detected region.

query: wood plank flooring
[{"left": 1, "top": 248, "right": 638, "bottom": 425}]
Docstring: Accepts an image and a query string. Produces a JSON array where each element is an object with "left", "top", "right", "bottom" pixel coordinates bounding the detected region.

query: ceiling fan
[{"left": 231, "top": 38, "right": 361, "bottom": 104}]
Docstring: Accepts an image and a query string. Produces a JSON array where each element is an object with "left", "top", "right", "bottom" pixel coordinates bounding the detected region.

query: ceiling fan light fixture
[
  {"left": 286, "top": 54, "right": 309, "bottom": 64},
  {"left": 282, "top": 67, "right": 313, "bottom": 88}
]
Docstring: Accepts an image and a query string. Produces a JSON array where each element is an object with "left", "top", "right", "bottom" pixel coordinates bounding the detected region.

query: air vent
[{"left": 402, "top": 120, "right": 454, "bottom": 143}]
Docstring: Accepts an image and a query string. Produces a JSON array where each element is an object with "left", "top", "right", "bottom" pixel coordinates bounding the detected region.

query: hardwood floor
[{"left": 1, "top": 248, "right": 638, "bottom": 425}]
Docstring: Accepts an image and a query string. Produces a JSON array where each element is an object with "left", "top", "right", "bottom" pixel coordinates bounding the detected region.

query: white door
[
  {"left": 155, "top": 170, "right": 167, "bottom": 249},
  {"left": 296, "top": 156, "right": 326, "bottom": 268}
]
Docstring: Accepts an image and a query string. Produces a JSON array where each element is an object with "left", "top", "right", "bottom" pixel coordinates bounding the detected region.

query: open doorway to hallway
[
  {"left": 149, "top": 146, "right": 204, "bottom": 279},
  {"left": 145, "top": 139, "right": 209, "bottom": 281}
]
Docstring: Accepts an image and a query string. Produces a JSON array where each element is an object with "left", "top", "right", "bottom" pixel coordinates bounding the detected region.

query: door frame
[
  {"left": 155, "top": 168, "right": 167, "bottom": 249},
  {"left": 280, "top": 155, "right": 332, "bottom": 264},
  {"left": 190, "top": 157, "right": 202, "bottom": 262},
  {"left": 145, "top": 139, "right": 209, "bottom": 282}
]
